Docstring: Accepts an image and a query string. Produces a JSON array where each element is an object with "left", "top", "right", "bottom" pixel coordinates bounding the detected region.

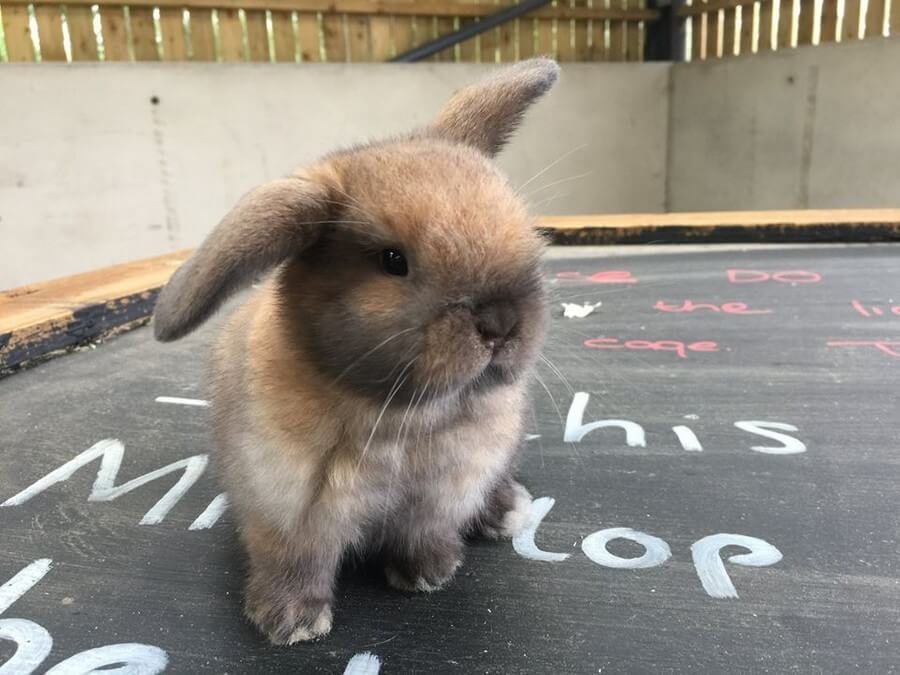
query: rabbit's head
[{"left": 153, "top": 59, "right": 560, "bottom": 404}]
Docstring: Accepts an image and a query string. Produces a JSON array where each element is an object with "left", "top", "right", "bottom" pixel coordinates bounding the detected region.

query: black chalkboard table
[{"left": 1, "top": 243, "right": 898, "bottom": 674}]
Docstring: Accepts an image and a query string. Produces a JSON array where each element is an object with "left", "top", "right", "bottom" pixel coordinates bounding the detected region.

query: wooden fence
[
  {"left": 0, "top": 0, "right": 656, "bottom": 63},
  {"left": 681, "top": 0, "right": 900, "bottom": 60}
]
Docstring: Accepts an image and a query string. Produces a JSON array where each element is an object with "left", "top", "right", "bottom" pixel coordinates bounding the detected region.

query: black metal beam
[{"left": 389, "top": 0, "right": 554, "bottom": 62}]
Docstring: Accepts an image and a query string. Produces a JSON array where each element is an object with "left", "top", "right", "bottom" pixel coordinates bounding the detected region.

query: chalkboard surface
[{"left": 1, "top": 244, "right": 898, "bottom": 674}]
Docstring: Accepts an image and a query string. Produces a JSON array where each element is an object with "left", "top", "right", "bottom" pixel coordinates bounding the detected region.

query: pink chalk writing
[
  {"left": 557, "top": 270, "right": 637, "bottom": 284},
  {"left": 584, "top": 337, "right": 719, "bottom": 359},
  {"left": 826, "top": 340, "right": 900, "bottom": 359},
  {"left": 850, "top": 300, "right": 900, "bottom": 318},
  {"left": 727, "top": 269, "right": 822, "bottom": 284},
  {"left": 654, "top": 300, "right": 772, "bottom": 315}
]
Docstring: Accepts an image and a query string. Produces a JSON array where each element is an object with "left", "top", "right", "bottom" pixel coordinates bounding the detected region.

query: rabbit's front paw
[
  {"left": 478, "top": 478, "right": 532, "bottom": 539},
  {"left": 384, "top": 538, "right": 464, "bottom": 593},
  {"left": 245, "top": 584, "right": 333, "bottom": 645}
]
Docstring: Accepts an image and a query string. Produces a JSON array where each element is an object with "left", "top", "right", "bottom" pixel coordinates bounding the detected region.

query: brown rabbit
[{"left": 152, "top": 58, "right": 559, "bottom": 645}]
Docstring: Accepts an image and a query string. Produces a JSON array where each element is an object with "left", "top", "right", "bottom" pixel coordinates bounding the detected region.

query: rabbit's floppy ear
[
  {"left": 429, "top": 58, "right": 560, "bottom": 157},
  {"left": 153, "top": 177, "right": 331, "bottom": 342}
]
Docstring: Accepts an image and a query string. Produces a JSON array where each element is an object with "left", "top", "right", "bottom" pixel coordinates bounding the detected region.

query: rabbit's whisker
[
  {"left": 525, "top": 170, "right": 593, "bottom": 197},
  {"left": 332, "top": 327, "right": 417, "bottom": 385},
  {"left": 528, "top": 189, "right": 565, "bottom": 211},
  {"left": 356, "top": 357, "right": 417, "bottom": 471},
  {"left": 515, "top": 143, "right": 588, "bottom": 196},
  {"left": 534, "top": 371, "right": 581, "bottom": 464},
  {"left": 539, "top": 354, "right": 574, "bottom": 395},
  {"left": 528, "top": 401, "right": 546, "bottom": 469}
]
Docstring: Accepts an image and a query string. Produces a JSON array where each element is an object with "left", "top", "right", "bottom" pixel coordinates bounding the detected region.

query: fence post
[{"left": 644, "top": 0, "right": 685, "bottom": 61}]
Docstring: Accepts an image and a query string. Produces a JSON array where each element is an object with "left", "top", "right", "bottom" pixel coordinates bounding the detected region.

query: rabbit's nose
[{"left": 475, "top": 302, "right": 518, "bottom": 348}]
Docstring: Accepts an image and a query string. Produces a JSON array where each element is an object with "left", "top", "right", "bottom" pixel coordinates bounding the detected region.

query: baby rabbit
[{"left": 152, "top": 58, "right": 559, "bottom": 645}]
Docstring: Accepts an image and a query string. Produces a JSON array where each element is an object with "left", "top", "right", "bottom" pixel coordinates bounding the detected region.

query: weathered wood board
[{"left": 0, "top": 244, "right": 898, "bottom": 673}]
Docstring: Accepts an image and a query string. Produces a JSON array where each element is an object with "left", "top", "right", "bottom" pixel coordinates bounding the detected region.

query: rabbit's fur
[{"left": 153, "top": 59, "right": 560, "bottom": 645}]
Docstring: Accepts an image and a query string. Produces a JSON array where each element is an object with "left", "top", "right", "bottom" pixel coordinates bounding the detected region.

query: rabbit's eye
[{"left": 381, "top": 249, "right": 408, "bottom": 277}]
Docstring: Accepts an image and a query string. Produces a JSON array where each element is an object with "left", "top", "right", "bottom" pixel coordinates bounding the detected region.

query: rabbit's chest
[{"left": 395, "top": 410, "right": 522, "bottom": 504}]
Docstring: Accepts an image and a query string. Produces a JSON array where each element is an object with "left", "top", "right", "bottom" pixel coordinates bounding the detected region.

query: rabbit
[{"left": 152, "top": 58, "right": 560, "bottom": 645}]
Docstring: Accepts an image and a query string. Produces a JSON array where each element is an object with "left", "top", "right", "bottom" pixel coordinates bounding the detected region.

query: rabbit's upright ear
[
  {"left": 153, "top": 177, "right": 331, "bottom": 342},
  {"left": 429, "top": 58, "right": 560, "bottom": 157}
]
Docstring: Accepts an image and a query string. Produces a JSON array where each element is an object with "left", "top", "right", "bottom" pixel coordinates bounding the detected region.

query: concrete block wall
[
  {"left": 668, "top": 37, "right": 900, "bottom": 212},
  {"left": 0, "top": 63, "right": 669, "bottom": 287}
]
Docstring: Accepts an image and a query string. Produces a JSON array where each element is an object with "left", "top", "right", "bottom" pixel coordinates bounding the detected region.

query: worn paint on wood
[{"left": 0, "top": 251, "right": 190, "bottom": 374}]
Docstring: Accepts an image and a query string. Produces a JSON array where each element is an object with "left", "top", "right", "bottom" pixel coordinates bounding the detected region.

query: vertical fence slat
[
  {"left": 594, "top": 18, "right": 606, "bottom": 62},
  {"left": 866, "top": 0, "right": 886, "bottom": 37},
  {"left": 556, "top": 5, "right": 573, "bottom": 61},
  {"left": 722, "top": 7, "right": 736, "bottom": 55},
  {"left": 796, "top": 0, "right": 815, "bottom": 44},
  {"left": 245, "top": 9, "right": 269, "bottom": 60},
  {"left": 697, "top": 6, "right": 708, "bottom": 57},
  {"left": 739, "top": 3, "right": 754, "bottom": 53},
  {"left": 188, "top": 8, "right": 215, "bottom": 59},
  {"left": 130, "top": 6, "right": 159, "bottom": 60},
  {"left": 842, "top": 0, "right": 862, "bottom": 40},
  {"left": 35, "top": 5, "right": 66, "bottom": 60},
  {"left": 499, "top": 9, "right": 516, "bottom": 61},
  {"left": 424, "top": 16, "right": 439, "bottom": 62},
  {"left": 892, "top": 0, "right": 900, "bottom": 35},
  {"left": 818, "top": 0, "right": 837, "bottom": 41},
  {"left": 625, "top": 1, "right": 641, "bottom": 59},
  {"left": 67, "top": 5, "right": 99, "bottom": 60},
  {"left": 467, "top": 0, "right": 484, "bottom": 61},
  {"left": 295, "top": 12, "right": 320, "bottom": 61},
  {"left": 1, "top": 4, "right": 35, "bottom": 61},
  {"left": 99, "top": 6, "right": 129, "bottom": 60},
  {"left": 757, "top": 0, "right": 774, "bottom": 49},
  {"left": 270, "top": 10, "right": 296, "bottom": 61},
  {"left": 603, "top": 2, "right": 615, "bottom": 61},
  {"left": 514, "top": 16, "right": 528, "bottom": 58},
  {"left": 160, "top": 8, "right": 188, "bottom": 60},
  {"left": 347, "top": 14, "right": 370, "bottom": 60},
  {"left": 216, "top": 8, "right": 244, "bottom": 60},
  {"left": 435, "top": 15, "right": 456, "bottom": 61},
  {"left": 608, "top": 0, "right": 625, "bottom": 60},
  {"left": 391, "top": 14, "right": 413, "bottom": 57},
  {"left": 321, "top": 12, "right": 346, "bottom": 61},
  {"left": 368, "top": 14, "right": 391, "bottom": 58},
  {"left": 587, "top": 1, "right": 606, "bottom": 60},
  {"left": 574, "top": 15, "right": 590, "bottom": 61},
  {"left": 491, "top": 0, "right": 513, "bottom": 62},
  {"left": 774, "top": 0, "right": 791, "bottom": 48},
  {"left": 517, "top": 17, "right": 534, "bottom": 57},
  {"left": 480, "top": 8, "right": 500, "bottom": 62},
  {"left": 772, "top": 0, "right": 793, "bottom": 49},
  {"left": 689, "top": 8, "right": 701, "bottom": 59},
  {"left": 703, "top": 3, "right": 718, "bottom": 56},
  {"left": 536, "top": 7, "right": 553, "bottom": 58}
]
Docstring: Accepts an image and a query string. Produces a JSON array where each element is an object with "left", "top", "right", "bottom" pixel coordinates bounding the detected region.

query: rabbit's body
[
  {"left": 153, "top": 59, "right": 559, "bottom": 644},
  {"left": 212, "top": 279, "right": 529, "bottom": 548}
]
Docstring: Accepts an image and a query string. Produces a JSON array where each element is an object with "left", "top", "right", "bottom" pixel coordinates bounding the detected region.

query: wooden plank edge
[
  {"left": 0, "top": 251, "right": 190, "bottom": 377},
  {"left": 540, "top": 221, "right": 900, "bottom": 245},
  {"left": 0, "top": 291, "right": 159, "bottom": 377}
]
